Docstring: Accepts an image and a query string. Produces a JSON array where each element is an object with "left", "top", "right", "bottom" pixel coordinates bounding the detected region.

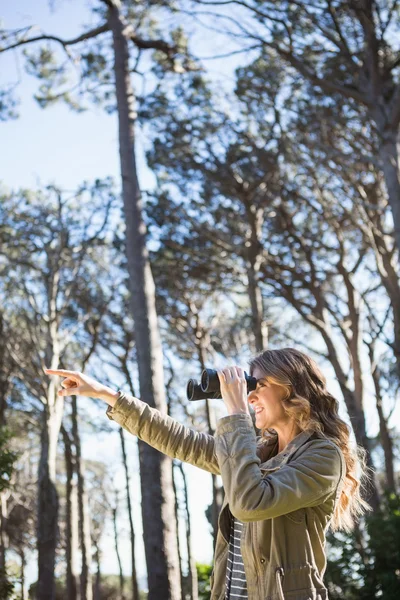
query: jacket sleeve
[
  {"left": 106, "top": 393, "right": 221, "bottom": 475},
  {"left": 215, "top": 414, "right": 343, "bottom": 522}
]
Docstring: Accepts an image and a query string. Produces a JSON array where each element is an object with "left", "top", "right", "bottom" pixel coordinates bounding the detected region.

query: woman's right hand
[{"left": 44, "top": 368, "right": 120, "bottom": 406}]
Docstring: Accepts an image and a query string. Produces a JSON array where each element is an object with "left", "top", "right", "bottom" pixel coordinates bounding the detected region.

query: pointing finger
[{"left": 45, "top": 369, "right": 78, "bottom": 377}]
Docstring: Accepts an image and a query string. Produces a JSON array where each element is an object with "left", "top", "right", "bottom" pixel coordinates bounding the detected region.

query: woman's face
[{"left": 247, "top": 366, "right": 289, "bottom": 430}]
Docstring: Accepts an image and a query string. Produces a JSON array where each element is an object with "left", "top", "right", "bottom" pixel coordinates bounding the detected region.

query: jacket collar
[{"left": 258, "top": 429, "right": 317, "bottom": 472}]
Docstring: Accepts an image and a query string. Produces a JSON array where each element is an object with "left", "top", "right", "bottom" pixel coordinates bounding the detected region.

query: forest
[{"left": 0, "top": 1, "right": 400, "bottom": 599}]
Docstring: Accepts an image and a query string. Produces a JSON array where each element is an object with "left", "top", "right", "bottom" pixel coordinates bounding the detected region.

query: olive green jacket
[{"left": 107, "top": 394, "right": 346, "bottom": 600}]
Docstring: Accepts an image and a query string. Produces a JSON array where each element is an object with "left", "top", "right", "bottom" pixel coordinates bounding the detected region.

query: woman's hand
[
  {"left": 44, "top": 368, "right": 119, "bottom": 406},
  {"left": 217, "top": 366, "right": 250, "bottom": 417}
]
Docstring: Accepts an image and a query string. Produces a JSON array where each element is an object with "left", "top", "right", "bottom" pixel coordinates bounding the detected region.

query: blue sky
[
  {"left": 1, "top": 1, "right": 129, "bottom": 192},
  {"left": 1, "top": 0, "right": 244, "bottom": 193}
]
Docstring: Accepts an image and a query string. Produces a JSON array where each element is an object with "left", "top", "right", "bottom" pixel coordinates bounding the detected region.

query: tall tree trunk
[
  {"left": 71, "top": 397, "right": 93, "bottom": 600},
  {"left": 175, "top": 463, "right": 199, "bottom": 600},
  {"left": 0, "top": 493, "right": 8, "bottom": 577},
  {"left": 112, "top": 493, "right": 125, "bottom": 600},
  {"left": 367, "top": 343, "right": 396, "bottom": 493},
  {"left": 19, "top": 548, "right": 27, "bottom": 600},
  {"left": 61, "top": 425, "right": 80, "bottom": 600},
  {"left": 107, "top": 3, "right": 181, "bottom": 599},
  {"left": 377, "top": 130, "right": 400, "bottom": 259},
  {"left": 247, "top": 260, "right": 267, "bottom": 353},
  {"left": 93, "top": 540, "right": 101, "bottom": 600},
  {"left": 195, "top": 337, "right": 223, "bottom": 552},
  {"left": 119, "top": 427, "right": 140, "bottom": 600},
  {"left": 172, "top": 464, "right": 184, "bottom": 600},
  {"left": 318, "top": 322, "right": 380, "bottom": 512},
  {"left": 246, "top": 227, "right": 267, "bottom": 352},
  {"left": 365, "top": 215, "right": 400, "bottom": 380},
  {"left": 0, "top": 312, "right": 11, "bottom": 588},
  {"left": 37, "top": 380, "right": 64, "bottom": 600}
]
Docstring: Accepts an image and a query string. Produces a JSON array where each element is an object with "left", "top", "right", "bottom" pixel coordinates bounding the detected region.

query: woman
[{"left": 46, "top": 347, "right": 372, "bottom": 600}]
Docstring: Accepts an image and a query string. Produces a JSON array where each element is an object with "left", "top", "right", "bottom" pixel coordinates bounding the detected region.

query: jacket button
[{"left": 260, "top": 558, "right": 265, "bottom": 564}]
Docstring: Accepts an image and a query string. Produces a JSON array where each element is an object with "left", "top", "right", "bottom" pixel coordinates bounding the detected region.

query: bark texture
[
  {"left": 107, "top": 2, "right": 181, "bottom": 598},
  {"left": 37, "top": 378, "right": 64, "bottom": 600},
  {"left": 119, "top": 427, "right": 140, "bottom": 600},
  {"left": 61, "top": 425, "right": 80, "bottom": 600},
  {"left": 71, "top": 396, "right": 93, "bottom": 600}
]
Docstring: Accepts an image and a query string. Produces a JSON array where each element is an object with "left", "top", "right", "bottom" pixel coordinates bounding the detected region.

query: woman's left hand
[{"left": 217, "top": 366, "right": 250, "bottom": 416}]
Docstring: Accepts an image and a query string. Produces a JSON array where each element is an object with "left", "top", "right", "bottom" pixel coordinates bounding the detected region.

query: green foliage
[
  {"left": 0, "top": 428, "right": 17, "bottom": 598},
  {"left": 0, "top": 427, "right": 17, "bottom": 493},
  {"left": 0, "top": 566, "right": 14, "bottom": 600},
  {"left": 325, "top": 491, "right": 400, "bottom": 599},
  {"left": 196, "top": 562, "right": 213, "bottom": 600},
  {"left": 0, "top": 87, "right": 19, "bottom": 121}
]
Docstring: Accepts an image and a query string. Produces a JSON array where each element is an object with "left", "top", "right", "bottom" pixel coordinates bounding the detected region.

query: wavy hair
[{"left": 248, "top": 347, "right": 373, "bottom": 532}]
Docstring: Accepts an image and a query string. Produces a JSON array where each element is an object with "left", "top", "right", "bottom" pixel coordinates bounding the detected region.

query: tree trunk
[
  {"left": 93, "top": 540, "right": 101, "bottom": 600},
  {"left": 246, "top": 231, "right": 267, "bottom": 353},
  {"left": 119, "top": 427, "right": 140, "bottom": 600},
  {"left": 172, "top": 463, "right": 184, "bottom": 600},
  {"left": 112, "top": 494, "right": 125, "bottom": 600},
  {"left": 196, "top": 339, "right": 223, "bottom": 552},
  {"left": 71, "top": 397, "right": 93, "bottom": 600},
  {"left": 368, "top": 344, "right": 396, "bottom": 493},
  {"left": 61, "top": 425, "right": 80, "bottom": 600},
  {"left": 37, "top": 383, "right": 64, "bottom": 600},
  {"left": 0, "top": 492, "right": 8, "bottom": 575},
  {"left": 377, "top": 130, "right": 400, "bottom": 260},
  {"left": 318, "top": 324, "right": 380, "bottom": 512},
  {"left": 175, "top": 463, "right": 199, "bottom": 600},
  {"left": 367, "top": 219, "right": 400, "bottom": 380},
  {"left": 247, "top": 261, "right": 267, "bottom": 353},
  {"left": 107, "top": 3, "right": 181, "bottom": 599},
  {"left": 0, "top": 313, "right": 11, "bottom": 588},
  {"left": 19, "top": 548, "right": 27, "bottom": 600}
]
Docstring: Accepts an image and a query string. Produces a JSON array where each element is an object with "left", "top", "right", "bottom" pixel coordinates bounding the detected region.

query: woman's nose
[{"left": 248, "top": 390, "right": 257, "bottom": 404}]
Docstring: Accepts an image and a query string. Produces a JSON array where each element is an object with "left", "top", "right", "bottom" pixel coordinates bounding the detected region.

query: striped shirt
[{"left": 225, "top": 516, "right": 248, "bottom": 599}]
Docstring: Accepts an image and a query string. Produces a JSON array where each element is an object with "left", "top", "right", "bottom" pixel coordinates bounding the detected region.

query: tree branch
[{"left": 0, "top": 24, "right": 109, "bottom": 53}]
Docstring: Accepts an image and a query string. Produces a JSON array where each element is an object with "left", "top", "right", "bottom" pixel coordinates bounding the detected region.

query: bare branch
[{"left": 0, "top": 23, "right": 109, "bottom": 54}]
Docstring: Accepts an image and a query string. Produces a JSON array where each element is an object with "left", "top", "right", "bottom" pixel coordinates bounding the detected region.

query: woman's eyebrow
[{"left": 257, "top": 377, "right": 268, "bottom": 383}]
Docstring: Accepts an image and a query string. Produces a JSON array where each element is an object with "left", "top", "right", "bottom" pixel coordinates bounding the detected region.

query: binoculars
[{"left": 186, "top": 368, "right": 258, "bottom": 401}]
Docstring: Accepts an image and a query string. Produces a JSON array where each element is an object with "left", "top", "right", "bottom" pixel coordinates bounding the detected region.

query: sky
[{"left": 2, "top": 0, "right": 399, "bottom": 596}]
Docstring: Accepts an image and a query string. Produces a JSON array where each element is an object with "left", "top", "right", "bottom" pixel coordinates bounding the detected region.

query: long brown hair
[{"left": 249, "top": 347, "right": 373, "bottom": 532}]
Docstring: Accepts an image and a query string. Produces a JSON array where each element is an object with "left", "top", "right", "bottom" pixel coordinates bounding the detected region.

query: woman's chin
[{"left": 256, "top": 416, "right": 268, "bottom": 428}]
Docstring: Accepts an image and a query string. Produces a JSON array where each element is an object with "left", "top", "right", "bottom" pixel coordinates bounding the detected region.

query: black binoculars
[{"left": 186, "top": 368, "right": 258, "bottom": 401}]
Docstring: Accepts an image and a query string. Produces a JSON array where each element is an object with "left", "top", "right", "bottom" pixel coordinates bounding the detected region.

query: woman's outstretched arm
[
  {"left": 107, "top": 392, "right": 220, "bottom": 474},
  {"left": 45, "top": 368, "right": 220, "bottom": 475}
]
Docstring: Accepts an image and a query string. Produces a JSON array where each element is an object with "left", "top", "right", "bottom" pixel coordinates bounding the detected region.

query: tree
[
  {"left": 0, "top": 4, "right": 197, "bottom": 596},
  {"left": 0, "top": 427, "right": 17, "bottom": 599},
  {"left": 141, "top": 70, "right": 388, "bottom": 509},
  {"left": 189, "top": 0, "right": 400, "bottom": 262},
  {"left": 325, "top": 491, "right": 400, "bottom": 599},
  {"left": 60, "top": 425, "right": 80, "bottom": 600},
  {"left": 0, "top": 181, "right": 116, "bottom": 598}
]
